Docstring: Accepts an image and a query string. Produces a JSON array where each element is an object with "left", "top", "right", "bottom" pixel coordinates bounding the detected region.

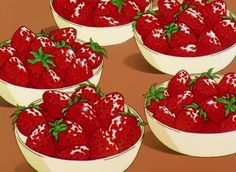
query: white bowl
[
  {"left": 15, "top": 103, "right": 144, "bottom": 172},
  {"left": 0, "top": 61, "right": 103, "bottom": 106},
  {"left": 50, "top": 0, "right": 151, "bottom": 46},
  {"left": 145, "top": 75, "right": 236, "bottom": 157}
]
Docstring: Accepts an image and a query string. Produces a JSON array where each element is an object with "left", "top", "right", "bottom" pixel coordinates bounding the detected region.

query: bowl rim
[
  {"left": 49, "top": 0, "right": 135, "bottom": 29},
  {"left": 144, "top": 73, "right": 236, "bottom": 135},
  {"left": 15, "top": 101, "right": 145, "bottom": 162}
]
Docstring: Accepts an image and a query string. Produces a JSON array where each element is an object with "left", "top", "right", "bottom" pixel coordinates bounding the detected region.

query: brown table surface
[{"left": 1, "top": 0, "right": 236, "bottom": 171}]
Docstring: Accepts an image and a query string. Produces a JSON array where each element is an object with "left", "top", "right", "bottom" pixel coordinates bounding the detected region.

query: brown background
[{"left": 0, "top": 0, "right": 236, "bottom": 171}]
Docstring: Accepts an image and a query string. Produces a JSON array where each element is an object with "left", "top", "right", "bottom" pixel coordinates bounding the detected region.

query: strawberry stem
[
  {"left": 217, "top": 94, "right": 236, "bottom": 117},
  {"left": 174, "top": 2, "right": 195, "bottom": 18},
  {"left": 76, "top": 81, "right": 104, "bottom": 97},
  {"left": 163, "top": 22, "right": 180, "bottom": 42},
  {"left": 49, "top": 119, "right": 68, "bottom": 141},
  {"left": 145, "top": 85, "right": 166, "bottom": 106},
  {"left": 119, "top": 109, "right": 147, "bottom": 126},
  {"left": 185, "top": 103, "right": 207, "bottom": 120},
  {"left": 222, "top": 13, "right": 236, "bottom": 20},
  {"left": 85, "top": 38, "right": 107, "bottom": 58},
  {"left": 112, "top": 0, "right": 126, "bottom": 13},
  {"left": 54, "top": 39, "right": 72, "bottom": 49},
  {"left": 35, "top": 30, "right": 49, "bottom": 37},
  {"left": 0, "top": 40, "right": 11, "bottom": 47}
]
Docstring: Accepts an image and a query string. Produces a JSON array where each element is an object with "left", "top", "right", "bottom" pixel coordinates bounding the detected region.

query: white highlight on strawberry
[
  {"left": 178, "top": 23, "right": 190, "bottom": 34},
  {"left": 152, "top": 28, "right": 165, "bottom": 39},
  {"left": 67, "top": 120, "right": 83, "bottom": 135},
  {"left": 30, "top": 124, "right": 46, "bottom": 140},
  {"left": 206, "top": 30, "right": 221, "bottom": 45},
  {"left": 103, "top": 130, "right": 119, "bottom": 150},
  {"left": 128, "top": 1, "right": 140, "bottom": 11},
  {"left": 159, "top": 106, "right": 176, "bottom": 118},
  {"left": 25, "top": 108, "right": 43, "bottom": 117},
  {"left": 99, "top": 16, "right": 119, "bottom": 25},
  {"left": 207, "top": 99, "right": 218, "bottom": 109},
  {"left": 37, "top": 37, "right": 55, "bottom": 48},
  {"left": 180, "top": 44, "right": 197, "bottom": 52},
  {"left": 195, "top": 0, "right": 205, "bottom": 6},
  {"left": 19, "top": 27, "right": 35, "bottom": 42},
  {"left": 232, "top": 114, "right": 236, "bottom": 122},
  {"left": 98, "top": 0, "right": 110, "bottom": 10},
  {"left": 203, "top": 78, "right": 216, "bottom": 87},
  {"left": 65, "top": 49, "right": 76, "bottom": 61},
  {"left": 226, "top": 73, "right": 236, "bottom": 88},
  {"left": 178, "top": 90, "right": 193, "bottom": 102},
  {"left": 106, "top": 93, "right": 124, "bottom": 113},
  {"left": 81, "top": 103, "right": 95, "bottom": 120},
  {"left": 70, "top": 145, "right": 89, "bottom": 155},
  {"left": 48, "top": 90, "right": 70, "bottom": 101},
  {"left": 48, "top": 70, "right": 61, "bottom": 82},
  {"left": 143, "top": 14, "right": 158, "bottom": 23},
  {"left": 10, "top": 57, "right": 27, "bottom": 72},
  {"left": 177, "top": 70, "right": 190, "bottom": 84},
  {"left": 62, "top": 29, "right": 76, "bottom": 42},
  {"left": 222, "top": 19, "right": 236, "bottom": 31},
  {"left": 186, "top": 109, "right": 199, "bottom": 123},
  {"left": 212, "top": 1, "right": 225, "bottom": 15},
  {"left": 0, "top": 46, "right": 16, "bottom": 56},
  {"left": 70, "top": 0, "right": 77, "bottom": 4},
  {"left": 72, "top": 2, "right": 85, "bottom": 17},
  {"left": 185, "top": 8, "right": 204, "bottom": 24},
  {"left": 163, "top": 0, "right": 176, "bottom": 9}
]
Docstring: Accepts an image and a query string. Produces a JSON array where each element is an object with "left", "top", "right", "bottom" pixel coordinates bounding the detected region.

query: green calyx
[
  {"left": 222, "top": 13, "right": 236, "bottom": 20},
  {"left": 132, "top": 10, "right": 157, "bottom": 29},
  {"left": 163, "top": 22, "right": 180, "bottom": 42},
  {"left": 206, "top": 0, "right": 210, "bottom": 4},
  {"left": 76, "top": 81, "right": 104, "bottom": 97},
  {"left": 11, "top": 103, "right": 42, "bottom": 125},
  {"left": 49, "top": 119, "right": 68, "bottom": 142},
  {"left": 145, "top": 85, "right": 166, "bottom": 106},
  {"left": 174, "top": 2, "right": 195, "bottom": 18},
  {"left": 217, "top": 94, "right": 236, "bottom": 117},
  {"left": 62, "top": 94, "right": 87, "bottom": 114},
  {"left": 0, "top": 40, "right": 11, "bottom": 47},
  {"left": 185, "top": 103, "right": 207, "bottom": 120},
  {"left": 28, "top": 47, "right": 55, "bottom": 70},
  {"left": 35, "top": 30, "right": 49, "bottom": 37},
  {"left": 112, "top": 0, "right": 126, "bottom": 13},
  {"left": 119, "top": 109, "right": 147, "bottom": 126},
  {"left": 85, "top": 38, "right": 107, "bottom": 58},
  {"left": 54, "top": 39, "right": 72, "bottom": 49}
]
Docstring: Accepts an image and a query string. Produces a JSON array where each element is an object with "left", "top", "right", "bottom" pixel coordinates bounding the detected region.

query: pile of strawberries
[
  {"left": 0, "top": 26, "right": 105, "bottom": 88},
  {"left": 146, "top": 69, "right": 236, "bottom": 133},
  {"left": 53, "top": 0, "right": 151, "bottom": 27},
  {"left": 135, "top": 0, "right": 236, "bottom": 56},
  {"left": 13, "top": 83, "right": 144, "bottom": 160}
]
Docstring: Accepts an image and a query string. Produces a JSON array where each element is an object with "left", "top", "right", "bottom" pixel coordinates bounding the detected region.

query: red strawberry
[
  {"left": 94, "top": 92, "right": 124, "bottom": 128},
  {"left": 128, "top": 0, "right": 151, "bottom": 12},
  {"left": 120, "top": 0, "right": 140, "bottom": 23},
  {"left": 0, "top": 45, "right": 18, "bottom": 68},
  {"left": 152, "top": 105, "right": 176, "bottom": 128},
  {"left": 197, "top": 30, "right": 223, "bottom": 55},
  {"left": 202, "top": 121, "right": 219, "bottom": 133},
  {"left": 70, "top": 2, "right": 94, "bottom": 26},
  {"left": 57, "top": 145, "right": 90, "bottom": 160},
  {"left": 26, "top": 124, "right": 56, "bottom": 157},
  {"left": 50, "top": 119, "right": 88, "bottom": 151},
  {"left": 182, "top": 0, "right": 207, "bottom": 10},
  {"left": 134, "top": 12, "right": 160, "bottom": 40},
  {"left": 146, "top": 99, "right": 159, "bottom": 113},
  {"left": 49, "top": 27, "right": 77, "bottom": 46},
  {"left": 36, "top": 69, "right": 65, "bottom": 89},
  {"left": 75, "top": 39, "right": 106, "bottom": 69},
  {"left": 12, "top": 104, "right": 46, "bottom": 137},
  {"left": 158, "top": 0, "right": 181, "bottom": 24},
  {"left": 64, "top": 58, "right": 93, "bottom": 86},
  {"left": 93, "top": 16, "right": 120, "bottom": 27},
  {"left": 71, "top": 83, "right": 104, "bottom": 104},
  {"left": 53, "top": 0, "right": 80, "bottom": 20},
  {"left": 87, "top": 0, "right": 100, "bottom": 7},
  {"left": 213, "top": 16, "right": 236, "bottom": 48},
  {"left": 177, "top": 7, "right": 206, "bottom": 36},
  {"left": 65, "top": 101, "right": 100, "bottom": 137},
  {"left": 42, "top": 90, "right": 70, "bottom": 120},
  {"left": 0, "top": 56, "right": 30, "bottom": 87},
  {"left": 88, "top": 128, "right": 119, "bottom": 159},
  {"left": 201, "top": 0, "right": 226, "bottom": 29},
  {"left": 167, "top": 70, "right": 191, "bottom": 97},
  {"left": 191, "top": 69, "right": 218, "bottom": 103},
  {"left": 167, "top": 90, "right": 194, "bottom": 115},
  {"left": 175, "top": 108, "right": 205, "bottom": 132},
  {"left": 109, "top": 112, "right": 142, "bottom": 152},
  {"left": 219, "top": 112, "right": 236, "bottom": 132},
  {"left": 51, "top": 47, "right": 76, "bottom": 80},
  {"left": 144, "top": 25, "right": 168, "bottom": 54},
  {"left": 30, "top": 36, "right": 56, "bottom": 54},
  {"left": 11, "top": 26, "right": 36, "bottom": 62},
  {"left": 168, "top": 44, "right": 198, "bottom": 57},
  {"left": 218, "top": 73, "right": 236, "bottom": 96}
]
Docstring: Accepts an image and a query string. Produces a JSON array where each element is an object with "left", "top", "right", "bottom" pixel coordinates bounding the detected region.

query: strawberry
[
  {"left": 0, "top": 45, "right": 18, "bottom": 68},
  {"left": 49, "top": 27, "right": 77, "bottom": 46},
  {"left": 64, "top": 57, "right": 93, "bottom": 86},
  {"left": 146, "top": 99, "right": 159, "bottom": 113},
  {"left": 219, "top": 112, "right": 236, "bottom": 132},
  {"left": 176, "top": 7, "right": 206, "bottom": 36},
  {"left": 190, "top": 69, "right": 218, "bottom": 103},
  {"left": 0, "top": 56, "right": 30, "bottom": 87},
  {"left": 26, "top": 124, "right": 56, "bottom": 157},
  {"left": 71, "top": 83, "right": 104, "bottom": 104},
  {"left": 88, "top": 128, "right": 119, "bottom": 159},
  {"left": 144, "top": 25, "right": 168, "bottom": 54},
  {"left": 49, "top": 119, "right": 88, "bottom": 151},
  {"left": 201, "top": 0, "right": 226, "bottom": 29},
  {"left": 42, "top": 90, "right": 70, "bottom": 120},
  {"left": 36, "top": 69, "right": 65, "bottom": 89},
  {"left": 93, "top": 16, "right": 120, "bottom": 27},
  {"left": 109, "top": 111, "right": 143, "bottom": 152},
  {"left": 94, "top": 92, "right": 124, "bottom": 128},
  {"left": 168, "top": 44, "right": 198, "bottom": 57},
  {"left": 120, "top": 0, "right": 140, "bottom": 23},
  {"left": 11, "top": 26, "right": 36, "bottom": 62},
  {"left": 134, "top": 11, "right": 160, "bottom": 40},
  {"left": 53, "top": 0, "right": 80, "bottom": 20},
  {"left": 175, "top": 108, "right": 205, "bottom": 132},
  {"left": 152, "top": 105, "right": 176, "bottom": 128},
  {"left": 202, "top": 121, "right": 219, "bottom": 133},
  {"left": 29, "top": 36, "right": 56, "bottom": 54},
  {"left": 197, "top": 30, "right": 223, "bottom": 55},
  {"left": 57, "top": 145, "right": 90, "bottom": 160},
  {"left": 65, "top": 101, "right": 100, "bottom": 137},
  {"left": 167, "top": 90, "right": 194, "bottom": 115},
  {"left": 75, "top": 39, "right": 106, "bottom": 69},
  {"left": 182, "top": 0, "right": 207, "bottom": 10},
  {"left": 158, "top": 0, "right": 181, "bottom": 25},
  {"left": 70, "top": 2, "right": 94, "bottom": 26},
  {"left": 218, "top": 73, "right": 236, "bottom": 96},
  {"left": 167, "top": 70, "right": 191, "bottom": 97},
  {"left": 12, "top": 103, "right": 46, "bottom": 137},
  {"left": 128, "top": 0, "right": 151, "bottom": 12},
  {"left": 51, "top": 47, "right": 76, "bottom": 80},
  {"left": 213, "top": 14, "right": 236, "bottom": 48}
]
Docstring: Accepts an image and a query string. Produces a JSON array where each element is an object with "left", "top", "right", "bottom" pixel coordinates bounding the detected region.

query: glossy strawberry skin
[
  {"left": 93, "top": 16, "right": 120, "bottom": 27},
  {"left": 128, "top": 0, "right": 151, "bottom": 12},
  {"left": 29, "top": 36, "right": 56, "bottom": 54},
  {"left": 88, "top": 128, "right": 119, "bottom": 160},
  {"left": 0, "top": 46, "right": 18, "bottom": 68},
  {"left": 120, "top": 1, "right": 140, "bottom": 24},
  {"left": 146, "top": 99, "right": 159, "bottom": 114},
  {"left": 182, "top": 0, "right": 207, "bottom": 11},
  {"left": 168, "top": 44, "right": 198, "bottom": 57},
  {"left": 218, "top": 73, "right": 236, "bottom": 96},
  {"left": 56, "top": 145, "right": 90, "bottom": 160},
  {"left": 201, "top": 121, "right": 219, "bottom": 133},
  {"left": 219, "top": 112, "right": 236, "bottom": 132}
]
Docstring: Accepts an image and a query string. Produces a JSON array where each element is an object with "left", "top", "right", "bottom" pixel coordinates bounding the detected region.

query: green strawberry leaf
[
  {"left": 217, "top": 95, "right": 236, "bottom": 117},
  {"left": 88, "top": 38, "right": 107, "bottom": 58},
  {"left": 49, "top": 119, "right": 68, "bottom": 142},
  {"left": 112, "top": 0, "right": 126, "bottom": 13},
  {"left": 0, "top": 40, "right": 11, "bottom": 47}
]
